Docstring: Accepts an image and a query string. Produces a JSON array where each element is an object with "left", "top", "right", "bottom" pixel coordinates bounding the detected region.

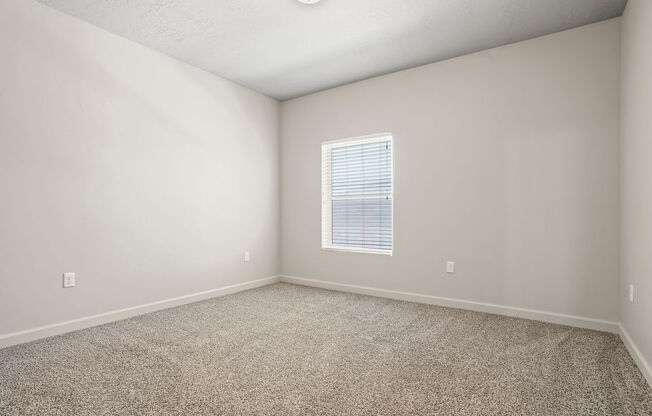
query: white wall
[
  {"left": 620, "top": 0, "right": 652, "bottom": 380},
  {"left": 281, "top": 19, "right": 620, "bottom": 321},
  {"left": 0, "top": 0, "right": 280, "bottom": 336}
]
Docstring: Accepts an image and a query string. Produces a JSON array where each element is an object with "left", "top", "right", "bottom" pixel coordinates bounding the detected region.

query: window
[{"left": 321, "top": 134, "right": 393, "bottom": 255}]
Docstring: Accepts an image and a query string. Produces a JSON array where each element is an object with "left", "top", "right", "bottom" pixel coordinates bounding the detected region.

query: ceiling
[{"left": 36, "top": 0, "right": 627, "bottom": 101}]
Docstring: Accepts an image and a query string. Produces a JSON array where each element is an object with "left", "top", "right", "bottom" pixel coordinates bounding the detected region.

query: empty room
[{"left": 1, "top": 0, "right": 651, "bottom": 414}]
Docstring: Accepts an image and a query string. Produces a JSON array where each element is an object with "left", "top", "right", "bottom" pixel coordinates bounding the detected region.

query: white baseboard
[
  {"left": 619, "top": 324, "right": 652, "bottom": 388},
  {"left": 0, "top": 275, "right": 281, "bottom": 349},
  {"left": 3, "top": 274, "right": 648, "bottom": 389},
  {"left": 280, "top": 275, "right": 620, "bottom": 334}
]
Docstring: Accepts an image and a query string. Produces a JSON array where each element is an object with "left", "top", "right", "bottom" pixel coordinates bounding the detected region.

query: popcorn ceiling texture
[
  {"left": 1, "top": 283, "right": 650, "bottom": 415},
  {"left": 35, "top": 0, "right": 626, "bottom": 100}
]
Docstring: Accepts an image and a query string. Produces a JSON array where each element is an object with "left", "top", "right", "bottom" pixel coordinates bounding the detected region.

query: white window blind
[{"left": 321, "top": 134, "right": 393, "bottom": 255}]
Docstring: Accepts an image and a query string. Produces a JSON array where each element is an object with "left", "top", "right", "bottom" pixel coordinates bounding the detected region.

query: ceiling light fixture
[{"left": 297, "top": 0, "right": 321, "bottom": 4}]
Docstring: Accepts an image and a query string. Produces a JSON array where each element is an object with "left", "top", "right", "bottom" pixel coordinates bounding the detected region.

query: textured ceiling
[{"left": 36, "top": 0, "right": 626, "bottom": 100}]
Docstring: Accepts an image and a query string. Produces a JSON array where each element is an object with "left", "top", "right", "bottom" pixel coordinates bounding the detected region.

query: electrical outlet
[
  {"left": 629, "top": 284, "right": 634, "bottom": 303},
  {"left": 63, "top": 272, "right": 75, "bottom": 288},
  {"left": 446, "top": 261, "right": 455, "bottom": 274},
  {"left": 244, "top": 251, "right": 250, "bottom": 263}
]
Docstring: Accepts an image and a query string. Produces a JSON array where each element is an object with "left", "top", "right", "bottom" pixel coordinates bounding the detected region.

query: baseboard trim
[
  {"left": 0, "top": 275, "right": 281, "bottom": 349},
  {"left": 4, "top": 274, "right": 646, "bottom": 387},
  {"left": 280, "top": 275, "right": 620, "bottom": 334},
  {"left": 619, "top": 324, "right": 652, "bottom": 388}
]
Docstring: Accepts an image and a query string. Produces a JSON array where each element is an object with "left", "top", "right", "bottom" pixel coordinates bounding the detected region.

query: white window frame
[{"left": 321, "top": 133, "right": 394, "bottom": 256}]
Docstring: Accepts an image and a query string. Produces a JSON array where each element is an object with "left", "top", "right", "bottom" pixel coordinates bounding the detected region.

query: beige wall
[
  {"left": 281, "top": 19, "right": 620, "bottom": 321},
  {"left": 0, "top": 0, "right": 627, "bottom": 340},
  {"left": 620, "top": 0, "right": 652, "bottom": 376},
  {"left": 0, "top": 0, "right": 280, "bottom": 335}
]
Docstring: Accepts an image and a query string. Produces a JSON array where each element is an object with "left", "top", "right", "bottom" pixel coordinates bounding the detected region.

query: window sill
[{"left": 322, "top": 246, "right": 393, "bottom": 256}]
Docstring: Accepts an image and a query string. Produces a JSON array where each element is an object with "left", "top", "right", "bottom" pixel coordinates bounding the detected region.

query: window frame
[{"left": 321, "top": 133, "right": 394, "bottom": 256}]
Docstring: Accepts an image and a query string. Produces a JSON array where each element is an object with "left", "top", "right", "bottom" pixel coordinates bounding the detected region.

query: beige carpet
[{"left": 1, "top": 282, "right": 651, "bottom": 415}]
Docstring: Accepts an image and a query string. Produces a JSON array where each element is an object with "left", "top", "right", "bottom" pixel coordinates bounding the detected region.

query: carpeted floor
[{"left": 1, "top": 283, "right": 651, "bottom": 415}]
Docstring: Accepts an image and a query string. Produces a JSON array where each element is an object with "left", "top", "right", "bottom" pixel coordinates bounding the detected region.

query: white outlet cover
[
  {"left": 629, "top": 284, "right": 634, "bottom": 303},
  {"left": 244, "top": 251, "right": 250, "bottom": 262},
  {"left": 63, "top": 272, "right": 75, "bottom": 288}
]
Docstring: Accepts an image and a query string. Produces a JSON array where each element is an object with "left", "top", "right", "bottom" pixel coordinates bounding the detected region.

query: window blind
[{"left": 321, "top": 134, "right": 393, "bottom": 254}]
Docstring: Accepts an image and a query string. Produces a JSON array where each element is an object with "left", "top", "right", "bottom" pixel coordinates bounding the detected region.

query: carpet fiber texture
[{"left": 1, "top": 282, "right": 651, "bottom": 415}]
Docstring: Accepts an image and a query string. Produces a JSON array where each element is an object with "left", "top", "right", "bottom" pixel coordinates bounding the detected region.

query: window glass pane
[
  {"left": 332, "top": 198, "right": 392, "bottom": 250},
  {"left": 331, "top": 140, "right": 392, "bottom": 197}
]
